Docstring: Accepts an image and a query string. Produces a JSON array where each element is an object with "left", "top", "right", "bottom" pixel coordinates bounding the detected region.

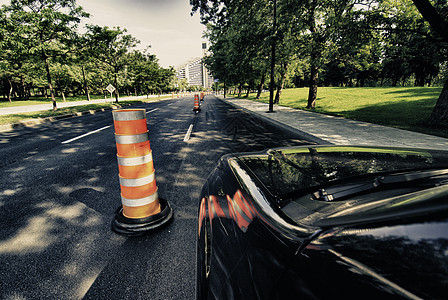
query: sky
[{"left": 0, "top": 0, "right": 207, "bottom": 68}]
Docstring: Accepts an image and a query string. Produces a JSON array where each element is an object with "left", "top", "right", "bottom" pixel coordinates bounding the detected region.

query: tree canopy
[{"left": 0, "top": 0, "right": 176, "bottom": 109}]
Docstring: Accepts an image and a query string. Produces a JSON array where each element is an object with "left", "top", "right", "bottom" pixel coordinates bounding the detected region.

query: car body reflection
[{"left": 197, "top": 145, "right": 448, "bottom": 299}]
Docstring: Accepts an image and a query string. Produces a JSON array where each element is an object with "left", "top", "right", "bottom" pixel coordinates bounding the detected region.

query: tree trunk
[
  {"left": 245, "top": 81, "right": 252, "bottom": 98},
  {"left": 307, "top": 65, "right": 318, "bottom": 109},
  {"left": 62, "top": 91, "right": 66, "bottom": 102},
  {"left": 306, "top": 0, "right": 318, "bottom": 109},
  {"left": 237, "top": 84, "right": 242, "bottom": 98},
  {"left": 274, "top": 63, "right": 288, "bottom": 104},
  {"left": 224, "top": 81, "right": 227, "bottom": 98},
  {"left": 43, "top": 54, "right": 57, "bottom": 110},
  {"left": 7, "top": 77, "right": 12, "bottom": 102},
  {"left": 412, "top": 0, "right": 448, "bottom": 127},
  {"left": 114, "top": 72, "right": 119, "bottom": 103},
  {"left": 20, "top": 74, "right": 25, "bottom": 100},
  {"left": 256, "top": 73, "right": 266, "bottom": 99},
  {"left": 427, "top": 78, "right": 448, "bottom": 126},
  {"left": 412, "top": 0, "right": 448, "bottom": 42},
  {"left": 25, "top": 83, "right": 30, "bottom": 99},
  {"left": 82, "top": 65, "right": 90, "bottom": 101},
  {"left": 392, "top": 77, "right": 398, "bottom": 87},
  {"left": 274, "top": 79, "right": 284, "bottom": 104}
]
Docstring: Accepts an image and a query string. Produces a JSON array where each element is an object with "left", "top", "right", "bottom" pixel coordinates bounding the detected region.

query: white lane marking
[
  {"left": 61, "top": 125, "right": 112, "bottom": 144},
  {"left": 183, "top": 124, "right": 194, "bottom": 142},
  {"left": 146, "top": 108, "right": 159, "bottom": 114}
]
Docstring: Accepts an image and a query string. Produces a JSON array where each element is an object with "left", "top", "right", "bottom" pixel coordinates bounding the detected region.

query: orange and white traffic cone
[
  {"left": 111, "top": 108, "right": 173, "bottom": 236},
  {"left": 193, "top": 94, "right": 201, "bottom": 112},
  {"left": 200, "top": 92, "right": 204, "bottom": 101}
]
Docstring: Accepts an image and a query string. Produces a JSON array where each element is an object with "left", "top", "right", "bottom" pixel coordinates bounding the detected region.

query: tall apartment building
[{"left": 176, "top": 43, "right": 214, "bottom": 88}]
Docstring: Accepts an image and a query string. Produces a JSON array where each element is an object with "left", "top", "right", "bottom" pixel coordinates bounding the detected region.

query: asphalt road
[{"left": 0, "top": 95, "right": 313, "bottom": 299}]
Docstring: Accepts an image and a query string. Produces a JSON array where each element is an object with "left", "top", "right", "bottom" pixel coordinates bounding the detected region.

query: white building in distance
[{"left": 176, "top": 43, "right": 214, "bottom": 88}]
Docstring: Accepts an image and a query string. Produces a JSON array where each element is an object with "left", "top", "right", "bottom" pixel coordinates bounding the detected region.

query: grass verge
[
  {"left": 0, "top": 100, "right": 145, "bottom": 126},
  {"left": 0, "top": 94, "right": 108, "bottom": 108},
  {"left": 242, "top": 87, "right": 447, "bottom": 138}
]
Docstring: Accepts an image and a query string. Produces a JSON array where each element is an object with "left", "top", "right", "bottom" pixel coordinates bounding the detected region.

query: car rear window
[{"left": 238, "top": 146, "right": 448, "bottom": 199}]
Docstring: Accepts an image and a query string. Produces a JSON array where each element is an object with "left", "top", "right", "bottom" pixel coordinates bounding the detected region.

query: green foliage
[
  {"left": 200, "top": 0, "right": 272, "bottom": 88},
  {"left": 191, "top": 0, "right": 448, "bottom": 125},
  {"left": 0, "top": 1, "right": 175, "bottom": 103},
  {"left": 192, "top": 0, "right": 448, "bottom": 89}
]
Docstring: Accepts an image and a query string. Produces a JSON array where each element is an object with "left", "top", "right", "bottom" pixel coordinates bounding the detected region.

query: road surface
[{"left": 0, "top": 95, "right": 313, "bottom": 299}]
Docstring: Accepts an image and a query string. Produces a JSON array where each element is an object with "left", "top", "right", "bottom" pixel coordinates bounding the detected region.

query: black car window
[{"left": 238, "top": 147, "right": 448, "bottom": 202}]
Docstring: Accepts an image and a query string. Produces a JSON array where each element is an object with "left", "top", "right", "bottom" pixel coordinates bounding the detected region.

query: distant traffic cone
[
  {"left": 111, "top": 108, "right": 173, "bottom": 236},
  {"left": 193, "top": 94, "right": 201, "bottom": 112},
  {"left": 200, "top": 92, "right": 205, "bottom": 101}
]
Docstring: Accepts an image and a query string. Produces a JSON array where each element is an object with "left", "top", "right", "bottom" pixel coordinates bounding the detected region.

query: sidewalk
[{"left": 219, "top": 96, "right": 448, "bottom": 151}]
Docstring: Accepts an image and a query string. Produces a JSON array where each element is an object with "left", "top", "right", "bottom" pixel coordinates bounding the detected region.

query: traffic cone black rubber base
[{"left": 111, "top": 198, "right": 173, "bottom": 236}]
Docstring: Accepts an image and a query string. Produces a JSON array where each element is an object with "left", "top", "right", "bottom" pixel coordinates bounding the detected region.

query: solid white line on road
[
  {"left": 61, "top": 125, "right": 112, "bottom": 144},
  {"left": 183, "top": 124, "right": 194, "bottom": 142},
  {"left": 146, "top": 108, "right": 159, "bottom": 114}
]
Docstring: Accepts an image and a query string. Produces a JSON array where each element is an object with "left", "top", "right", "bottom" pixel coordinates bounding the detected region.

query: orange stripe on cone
[
  {"left": 112, "top": 109, "right": 161, "bottom": 219},
  {"left": 114, "top": 119, "right": 147, "bottom": 135},
  {"left": 193, "top": 94, "right": 200, "bottom": 110}
]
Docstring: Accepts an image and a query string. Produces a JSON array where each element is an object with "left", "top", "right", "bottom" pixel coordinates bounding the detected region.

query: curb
[{"left": 217, "top": 96, "right": 332, "bottom": 145}]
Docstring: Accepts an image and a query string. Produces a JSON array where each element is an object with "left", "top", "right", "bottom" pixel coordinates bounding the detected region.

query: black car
[{"left": 197, "top": 145, "right": 448, "bottom": 299}]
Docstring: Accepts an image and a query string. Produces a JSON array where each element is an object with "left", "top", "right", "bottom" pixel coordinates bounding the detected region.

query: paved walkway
[{"left": 219, "top": 96, "right": 448, "bottom": 151}]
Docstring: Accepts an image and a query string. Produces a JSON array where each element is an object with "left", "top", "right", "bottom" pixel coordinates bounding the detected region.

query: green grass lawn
[
  {"left": 0, "top": 101, "right": 144, "bottom": 126},
  {"left": 0, "top": 94, "right": 107, "bottom": 108},
  {"left": 0, "top": 94, "right": 175, "bottom": 126},
  {"left": 242, "top": 86, "right": 446, "bottom": 138}
]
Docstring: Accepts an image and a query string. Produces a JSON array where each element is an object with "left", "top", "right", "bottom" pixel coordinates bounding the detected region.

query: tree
[
  {"left": 193, "top": 0, "right": 274, "bottom": 101},
  {"left": 52, "top": 63, "right": 74, "bottom": 101},
  {"left": 0, "top": 3, "right": 34, "bottom": 101},
  {"left": 273, "top": 0, "right": 308, "bottom": 103},
  {"left": 4, "top": 0, "right": 89, "bottom": 110},
  {"left": 301, "top": 0, "right": 363, "bottom": 108},
  {"left": 127, "top": 49, "right": 175, "bottom": 95},
  {"left": 85, "top": 25, "right": 139, "bottom": 102},
  {"left": 411, "top": 0, "right": 448, "bottom": 126}
]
